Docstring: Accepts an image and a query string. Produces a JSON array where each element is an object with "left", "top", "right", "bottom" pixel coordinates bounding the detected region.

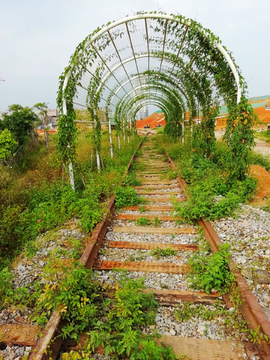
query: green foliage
[
  {"left": 175, "top": 302, "right": 222, "bottom": 322},
  {"left": 0, "top": 268, "right": 14, "bottom": 310},
  {"left": 149, "top": 247, "right": 177, "bottom": 260},
  {"left": 30, "top": 261, "right": 102, "bottom": 340},
  {"left": 122, "top": 172, "right": 142, "bottom": 186},
  {"left": 187, "top": 243, "right": 234, "bottom": 294},
  {"left": 224, "top": 96, "right": 256, "bottom": 180},
  {"left": 85, "top": 273, "right": 176, "bottom": 359},
  {"left": 0, "top": 129, "right": 17, "bottom": 162},
  {"left": 0, "top": 133, "right": 141, "bottom": 271},
  {"left": 62, "top": 351, "right": 95, "bottom": 360},
  {"left": 154, "top": 136, "right": 257, "bottom": 222},
  {"left": 0, "top": 105, "right": 38, "bottom": 152},
  {"left": 115, "top": 186, "right": 142, "bottom": 208},
  {"left": 28, "top": 263, "right": 176, "bottom": 359},
  {"left": 247, "top": 150, "right": 270, "bottom": 172},
  {"left": 153, "top": 217, "right": 162, "bottom": 226},
  {"left": 0, "top": 181, "right": 103, "bottom": 270},
  {"left": 254, "top": 130, "right": 270, "bottom": 143},
  {"left": 57, "top": 110, "right": 78, "bottom": 164},
  {"left": 136, "top": 217, "right": 152, "bottom": 226}
]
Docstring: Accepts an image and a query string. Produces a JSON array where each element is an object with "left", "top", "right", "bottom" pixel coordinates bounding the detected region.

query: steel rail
[
  {"left": 6, "top": 139, "right": 270, "bottom": 359},
  {"left": 27, "top": 135, "right": 148, "bottom": 360},
  {"left": 166, "top": 153, "right": 270, "bottom": 357}
]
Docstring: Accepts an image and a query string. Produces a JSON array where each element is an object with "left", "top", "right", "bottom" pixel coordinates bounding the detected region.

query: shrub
[
  {"left": 115, "top": 186, "right": 142, "bottom": 208},
  {"left": 187, "top": 243, "right": 234, "bottom": 294}
]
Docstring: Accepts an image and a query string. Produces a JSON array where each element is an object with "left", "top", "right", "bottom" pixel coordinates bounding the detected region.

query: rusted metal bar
[
  {"left": 94, "top": 260, "right": 190, "bottom": 274},
  {"left": 145, "top": 289, "right": 223, "bottom": 305},
  {"left": 200, "top": 219, "right": 270, "bottom": 350},
  {"left": 117, "top": 214, "right": 180, "bottom": 221},
  {"left": 133, "top": 184, "right": 177, "bottom": 189},
  {"left": 0, "top": 324, "right": 42, "bottom": 346},
  {"left": 135, "top": 190, "right": 181, "bottom": 195},
  {"left": 28, "top": 311, "right": 61, "bottom": 360},
  {"left": 113, "top": 225, "right": 196, "bottom": 235},
  {"left": 28, "top": 136, "right": 147, "bottom": 360},
  {"left": 166, "top": 152, "right": 270, "bottom": 356},
  {"left": 105, "top": 241, "right": 199, "bottom": 251},
  {"left": 122, "top": 205, "right": 174, "bottom": 211}
]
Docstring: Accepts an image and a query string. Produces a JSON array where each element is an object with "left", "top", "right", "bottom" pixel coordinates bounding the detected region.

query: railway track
[{"left": 1, "top": 135, "right": 270, "bottom": 359}]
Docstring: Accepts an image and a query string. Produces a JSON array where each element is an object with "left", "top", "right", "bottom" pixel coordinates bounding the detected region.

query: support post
[
  {"left": 109, "top": 118, "right": 113, "bottom": 158},
  {"left": 182, "top": 116, "right": 185, "bottom": 144},
  {"left": 94, "top": 110, "right": 100, "bottom": 171},
  {"left": 127, "top": 119, "right": 130, "bottom": 143},
  {"left": 68, "top": 162, "right": 75, "bottom": 190},
  {"left": 96, "top": 152, "right": 101, "bottom": 170}
]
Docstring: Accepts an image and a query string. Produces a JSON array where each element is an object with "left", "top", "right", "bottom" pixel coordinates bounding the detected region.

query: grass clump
[
  {"left": 122, "top": 171, "right": 142, "bottom": 187},
  {"left": 154, "top": 135, "right": 258, "bottom": 222},
  {"left": 254, "top": 130, "right": 270, "bottom": 143},
  {"left": 149, "top": 247, "right": 177, "bottom": 260},
  {"left": 31, "top": 262, "right": 177, "bottom": 359},
  {"left": 136, "top": 217, "right": 152, "bottom": 226},
  {"left": 115, "top": 186, "right": 142, "bottom": 209},
  {"left": 187, "top": 242, "right": 234, "bottom": 295}
]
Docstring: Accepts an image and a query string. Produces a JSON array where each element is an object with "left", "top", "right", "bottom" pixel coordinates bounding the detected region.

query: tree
[
  {"left": 34, "top": 102, "right": 49, "bottom": 151},
  {"left": 0, "top": 129, "right": 17, "bottom": 163},
  {"left": 0, "top": 105, "right": 38, "bottom": 153}
]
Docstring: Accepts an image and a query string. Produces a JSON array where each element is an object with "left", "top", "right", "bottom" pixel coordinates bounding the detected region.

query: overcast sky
[{"left": 0, "top": 0, "right": 269, "bottom": 112}]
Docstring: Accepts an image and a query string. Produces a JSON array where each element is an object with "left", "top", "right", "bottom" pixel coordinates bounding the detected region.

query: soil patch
[{"left": 250, "top": 165, "right": 270, "bottom": 205}]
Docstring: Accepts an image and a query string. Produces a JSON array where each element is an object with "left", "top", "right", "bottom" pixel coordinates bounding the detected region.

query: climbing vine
[{"left": 57, "top": 10, "right": 251, "bottom": 185}]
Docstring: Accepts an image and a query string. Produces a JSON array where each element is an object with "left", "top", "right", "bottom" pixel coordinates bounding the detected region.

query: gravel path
[
  {"left": 105, "top": 232, "right": 197, "bottom": 244},
  {"left": 0, "top": 220, "right": 86, "bottom": 360},
  {"left": 212, "top": 205, "right": 270, "bottom": 320}
]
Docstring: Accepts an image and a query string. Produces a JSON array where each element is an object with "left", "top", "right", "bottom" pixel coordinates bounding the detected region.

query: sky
[{"left": 0, "top": 0, "right": 269, "bottom": 112}]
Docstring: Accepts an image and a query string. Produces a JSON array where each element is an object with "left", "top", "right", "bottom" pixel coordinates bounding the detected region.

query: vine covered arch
[{"left": 57, "top": 11, "right": 254, "bottom": 189}]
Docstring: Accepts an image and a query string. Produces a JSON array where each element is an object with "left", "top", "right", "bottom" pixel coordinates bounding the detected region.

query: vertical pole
[
  {"left": 68, "top": 162, "right": 75, "bottom": 190},
  {"left": 109, "top": 118, "right": 113, "bottom": 158},
  {"left": 123, "top": 124, "right": 126, "bottom": 143},
  {"left": 118, "top": 135, "right": 121, "bottom": 150},
  {"left": 63, "top": 96, "right": 75, "bottom": 190},
  {"left": 94, "top": 110, "right": 100, "bottom": 171},
  {"left": 127, "top": 119, "right": 130, "bottom": 143},
  {"left": 96, "top": 152, "right": 101, "bottom": 170},
  {"left": 182, "top": 115, "right": 185, "bottom": 145},
  {"left": 91, "top": 147, "right": 93, "bottom": 169}
]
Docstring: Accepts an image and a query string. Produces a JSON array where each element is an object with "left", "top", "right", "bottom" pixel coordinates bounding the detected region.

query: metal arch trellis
[
  {"left": 58, "top": 11, "right": 245, "bottom": 189},
  {"left": 118, "top": 89, "right": 185, "bottom": 137}
]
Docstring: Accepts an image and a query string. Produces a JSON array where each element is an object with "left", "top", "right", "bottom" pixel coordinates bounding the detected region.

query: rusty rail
[
  {"left": 166, "top": 152, "right": 270, "bottom": 357},
  {"left": 25, "top": 140, "right": 270, "bottom": 358},
  {"left": 28, "top": 135, "right": 148, "bottom": 360}
]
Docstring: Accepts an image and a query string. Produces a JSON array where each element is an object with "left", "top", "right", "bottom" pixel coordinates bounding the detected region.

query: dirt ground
[
  {"left": 250, "top": 165, "right": 270, "bottom": 206},
  {"left": 136, "top": 113, "right": 165, "bottom": 128}
]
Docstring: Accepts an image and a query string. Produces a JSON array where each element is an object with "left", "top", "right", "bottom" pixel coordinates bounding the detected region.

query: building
[{"left": 47, "top": 109, "right": 58, "bottom": 127}]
